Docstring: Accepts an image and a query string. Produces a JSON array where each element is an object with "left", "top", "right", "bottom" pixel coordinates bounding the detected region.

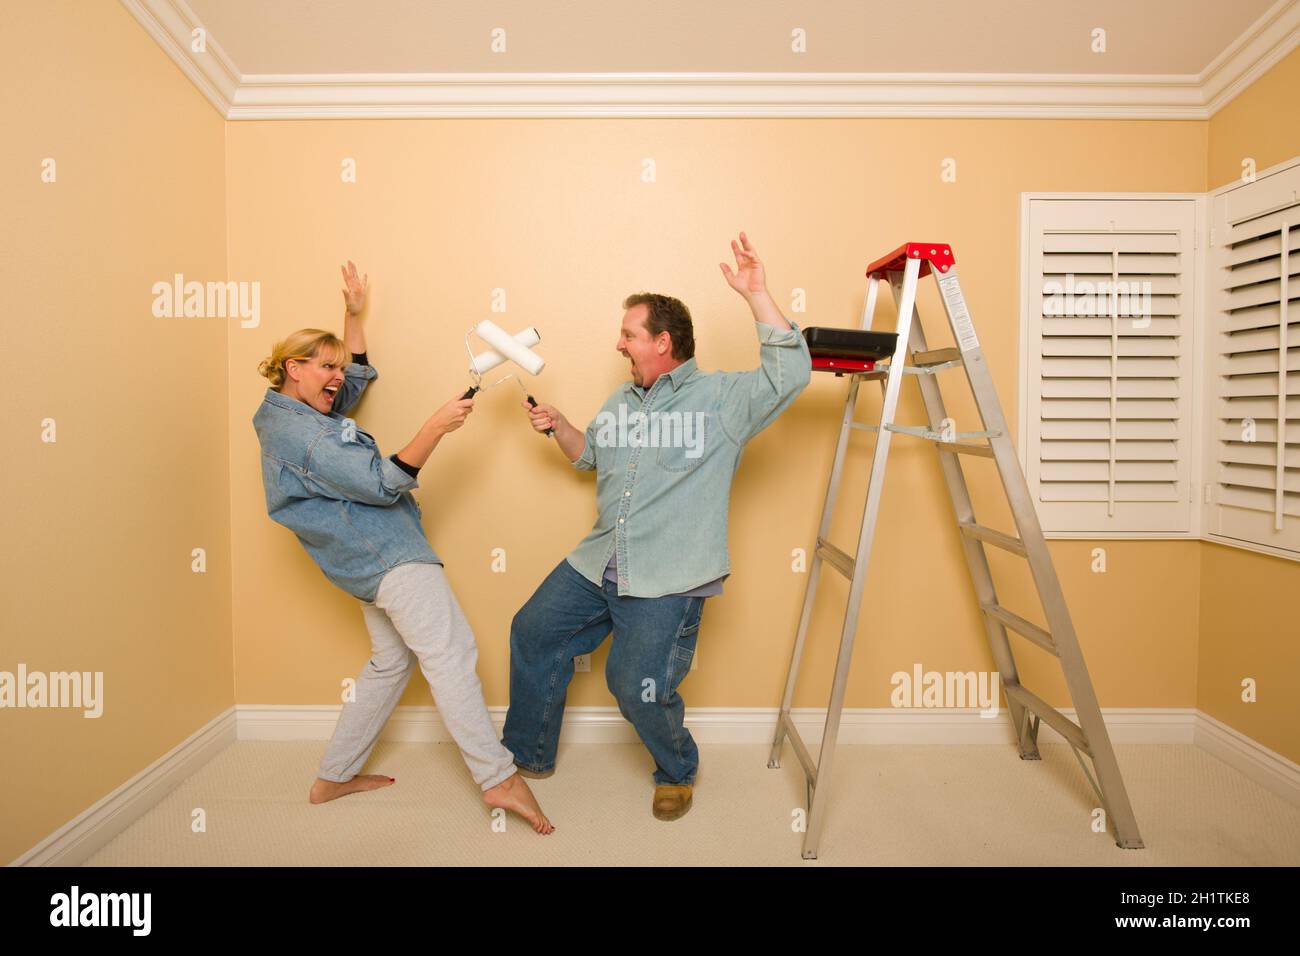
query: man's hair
[{"left": 623, "top": 292, "right": 695, "bottom": 360}]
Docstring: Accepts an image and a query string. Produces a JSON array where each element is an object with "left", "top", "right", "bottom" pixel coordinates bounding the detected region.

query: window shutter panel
[
  {"left": 1026, "top": 199, "right": 1196, "bottom": 533},
  {"left": 1209, "top": 165, "right": 1300, "bottom": 555}
]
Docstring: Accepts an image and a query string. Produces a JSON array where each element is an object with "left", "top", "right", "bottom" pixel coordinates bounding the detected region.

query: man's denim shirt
[
  {"left": 252, "top": 361, "right": 440, "bottom": 603},
  {"left": 566, "top": 319, "right": 812, "bottom": 598}
]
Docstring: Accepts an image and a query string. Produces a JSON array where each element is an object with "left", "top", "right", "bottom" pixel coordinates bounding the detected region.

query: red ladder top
[{"left": 865, "top": 242, "right": 956, "bottom": 278}]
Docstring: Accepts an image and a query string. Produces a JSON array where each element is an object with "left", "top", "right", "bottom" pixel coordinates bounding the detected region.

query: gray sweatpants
[{"left": 317, "top": 561, "right": 517, "bottom": 791}]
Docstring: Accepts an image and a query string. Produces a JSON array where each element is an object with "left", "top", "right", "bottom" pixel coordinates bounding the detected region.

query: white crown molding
[
  {"left": 121, "top": 0, "right": 1300, "bottom": 120},
  {"left": 1200, "top": 0, "right": 1300, "bottom": 115},
  {"left": 226, "top": 71, "right": 1209, "bottom": 120},
  {"left": 13, "top": 705, "right": 1296, "bottom": 865},
  {"left": 118, "top": 0, "right": 239, "bottom": 116}
]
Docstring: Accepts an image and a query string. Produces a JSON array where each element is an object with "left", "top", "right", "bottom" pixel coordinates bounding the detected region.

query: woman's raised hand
[{"left": 341, "top": 260, "right": 369, "bottom": 316}]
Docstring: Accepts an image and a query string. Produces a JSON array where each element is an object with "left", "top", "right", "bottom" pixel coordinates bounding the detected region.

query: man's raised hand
[{"left": 719, "top": 231, "right": 768, "bottom": 300}]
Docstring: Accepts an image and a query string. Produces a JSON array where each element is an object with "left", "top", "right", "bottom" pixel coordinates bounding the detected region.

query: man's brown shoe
[{"left": 652, "top": 784, "right": 693, "bottom": 821}]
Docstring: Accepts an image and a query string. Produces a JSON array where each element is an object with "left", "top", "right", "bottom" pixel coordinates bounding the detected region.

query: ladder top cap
[{"left": 866, "top": 242, "right": 956, "bottom": 278}]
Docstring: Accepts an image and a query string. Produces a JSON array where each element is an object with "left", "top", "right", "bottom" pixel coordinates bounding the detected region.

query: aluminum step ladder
[{"left": 769, "top": 242, "right": 1144, "bottom": 860}]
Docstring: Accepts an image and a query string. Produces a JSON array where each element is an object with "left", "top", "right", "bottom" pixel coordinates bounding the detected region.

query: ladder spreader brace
[{"left": 769, "top": 242, "right": 1145, "bottom": 860}]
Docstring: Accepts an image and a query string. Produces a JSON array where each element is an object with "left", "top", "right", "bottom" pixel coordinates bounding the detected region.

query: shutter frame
[
  {"left": 1023, "top": 198, "right": 1198, "bottom": 534},
  {"left": 1206, "top": 163, "right": 1300, "bottom": 556},
  {"left": 1024, "top": 197, "right": 1196, "bottom": 535}
]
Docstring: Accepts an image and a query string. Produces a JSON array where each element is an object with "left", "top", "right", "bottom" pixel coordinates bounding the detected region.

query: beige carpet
[{"left": 83, "top": 741, "right": 1300, "bottom": 866}]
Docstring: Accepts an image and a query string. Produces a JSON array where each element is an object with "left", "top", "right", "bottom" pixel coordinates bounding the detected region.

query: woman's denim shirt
[{"left": 252, "top": 360, "right": 440, "bottom": 603}]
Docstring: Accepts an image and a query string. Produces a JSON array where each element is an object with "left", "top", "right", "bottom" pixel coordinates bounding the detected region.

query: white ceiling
[
  {"left": 123, "top": 0, "right": 1300, "bottom": 118},
  {"left": 185, "top": 0, "right": 1274, "bottom": 75}
]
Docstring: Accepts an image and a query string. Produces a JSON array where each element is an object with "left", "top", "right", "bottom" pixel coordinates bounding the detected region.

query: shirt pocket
[{"left": 656, "top": 411, "right": 711, "bottom": 473}]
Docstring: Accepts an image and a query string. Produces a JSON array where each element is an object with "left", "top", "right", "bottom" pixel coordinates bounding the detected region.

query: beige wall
[
  {"left": 1199, "top": 44, "right": 1300, "bottom": 764},
  {"left": 6, "top": 8, "right": 1297, "bottom": 865},
  {"left": 1197, "top": 544, "right": 1299, "bottom": 758},
  {"left": 1208, "top": 45, "right": 1300, "bottom": 189},
  {"left": 0, "top": 1, "right": 231, "bottom": 863},
  {"left": 226, "top": 118, "right": 1207, "bottom": 720}
]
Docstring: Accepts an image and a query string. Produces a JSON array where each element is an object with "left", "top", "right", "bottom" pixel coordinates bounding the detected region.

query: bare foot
[
  {"left": 308, "top": 774, "right": 395, "bottom": 804},
  {"left": 483, "top": 771, "right": 555, "bottom": 834}
]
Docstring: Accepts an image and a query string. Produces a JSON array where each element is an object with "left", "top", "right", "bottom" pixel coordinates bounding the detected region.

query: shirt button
[
  {"left": 618, "top": 518, "right": 624, "bottom": 524},
  {"left": 624, "top": 491, "right": 631, "bottom": 497}
]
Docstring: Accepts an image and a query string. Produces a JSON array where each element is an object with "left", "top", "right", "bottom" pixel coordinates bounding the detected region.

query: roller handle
[
  {"left": 460, "top": 385, "right": 480, "bottom": 400},
  {"left": 528, "top": 395, "right": 556, "bottom": 437}
]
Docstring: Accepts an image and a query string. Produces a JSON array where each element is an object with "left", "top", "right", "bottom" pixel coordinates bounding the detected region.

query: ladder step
[
  {"left": 934, "top": 440, "right": 995, "bottom": 458},
  {"left": 958, "top": 522, "right": 1027, "bottom": 556},
  {"left": 912, "top": 347, "right": 962, "bottom": 367},
  {"left": 980, "top": 603, "right": 1058, "bottom": 656},
  {"left": 885, "top": 423, "right": 1000, "bottom": 444},
  {"left": 780, "top": 714, "right": 819, "bottom": 785},
  {"left": 1002, "top": 683, "right": 1092, "bottom": 757},
  {"left": 815, "top": 538, "right": 856, "bottom": 579}
]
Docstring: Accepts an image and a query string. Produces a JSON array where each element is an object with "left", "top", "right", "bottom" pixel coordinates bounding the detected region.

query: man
[{"left": 502, "top": 232, "right": 812, "bottom": 820}]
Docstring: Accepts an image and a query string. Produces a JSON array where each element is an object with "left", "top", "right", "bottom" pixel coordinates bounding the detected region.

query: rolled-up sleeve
[
  {"left": 717, "top": 318, "right": 813, "bottom": 444},
  {"left": 300, "top": 423, "right": 416, "bottom": 505},
  {"left": 572, "top": 418, "right": 598, "bottom": 471},
  {"left": 333, "top": 361, "right": 377, "bottom": 416}
]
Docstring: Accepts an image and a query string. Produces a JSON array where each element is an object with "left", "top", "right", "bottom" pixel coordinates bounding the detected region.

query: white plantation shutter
[
  {"left": 1024, "top": 199, "right": 1197, "bottom": 533},
  {"left": 1208, "top": 164, "right": 1300, "bottom": 555}
]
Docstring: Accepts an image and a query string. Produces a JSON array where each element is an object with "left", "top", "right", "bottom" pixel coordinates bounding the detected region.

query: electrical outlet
[{"left": 574, "top": 653, "right": 591, "bottom": 673}]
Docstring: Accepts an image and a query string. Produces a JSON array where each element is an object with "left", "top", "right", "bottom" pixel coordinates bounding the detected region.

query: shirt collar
[
  {"left": 626, "top": 357, "right": 698, "bottom": 395},
  {"left": 263, "top": 386, "right": 336, "bottom": 420}
]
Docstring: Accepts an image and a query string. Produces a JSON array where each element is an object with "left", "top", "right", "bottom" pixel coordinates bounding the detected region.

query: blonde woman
[{"left": 252, "top": 262, "right": 553, "bottom": 835}]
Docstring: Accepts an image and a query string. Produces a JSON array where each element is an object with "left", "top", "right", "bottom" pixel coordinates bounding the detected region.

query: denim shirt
[
  {"left": 252, "top": 360, "right": 441, "bottom": 603},
  {"left": 566, "top": 319, "right": 812, "bottom": 597}
]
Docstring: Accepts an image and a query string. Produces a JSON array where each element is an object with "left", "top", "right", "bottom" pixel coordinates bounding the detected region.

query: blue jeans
[{"left": 502, "top": 558, "right": 706, "bottom": 786}]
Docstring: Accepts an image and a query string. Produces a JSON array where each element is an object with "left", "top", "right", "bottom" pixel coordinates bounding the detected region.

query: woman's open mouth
[{"left": 322, "top": 385, "right": 339, "bottom": 402}]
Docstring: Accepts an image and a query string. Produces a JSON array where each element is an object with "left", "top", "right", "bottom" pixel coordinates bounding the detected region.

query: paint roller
[{"left": 460, "top": 320, "right": 554, "bottom": 436}]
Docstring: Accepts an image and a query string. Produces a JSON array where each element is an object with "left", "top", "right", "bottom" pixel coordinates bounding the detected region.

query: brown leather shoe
[{"left": 652, "top": 784, "right": 693, "bottom": 821}]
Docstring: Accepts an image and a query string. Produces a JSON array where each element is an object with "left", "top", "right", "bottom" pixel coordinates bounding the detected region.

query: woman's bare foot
[
  {"left": 308, "top": 774, "right": 395, "bottom": 804},
  {"left": 483, "top": 771, "right": 555, "bottom": 834}
]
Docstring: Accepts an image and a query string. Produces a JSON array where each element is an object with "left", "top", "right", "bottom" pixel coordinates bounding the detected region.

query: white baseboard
[
  {"left": 10, "top": 707, "right": 237, "bottom": 867},
  {"left": 1193, "top": 711, "right": 1300, "bottom": 807},
  {"left": 234, "top": 703, "right": 1199, "bottom": 747},
  {"left": 14, "top": 704, "right": 1296, "bottom": 865}
]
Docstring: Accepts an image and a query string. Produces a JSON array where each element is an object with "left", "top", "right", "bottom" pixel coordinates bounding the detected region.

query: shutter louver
[
  {"left": 1026, "top": 200, "right": 1196, "bottom": 533},
  {"left": 1210, "top": 165, "right": 1300, "bottom": 555}
]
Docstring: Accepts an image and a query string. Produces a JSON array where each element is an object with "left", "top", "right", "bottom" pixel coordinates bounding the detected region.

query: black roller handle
[
  {"left": 527, "top": 394, "right": 556, "bottom": 437},
  {"left": 459, "top": 385, "right": 554, "bottom": 437}
]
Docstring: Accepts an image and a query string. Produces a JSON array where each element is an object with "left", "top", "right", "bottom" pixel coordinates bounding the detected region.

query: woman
[{"left": 252, "top": 261, "right": 553, "bottom": 835}]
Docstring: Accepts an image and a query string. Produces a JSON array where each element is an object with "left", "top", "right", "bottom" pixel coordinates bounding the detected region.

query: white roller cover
[
  {"left": 470, "top": 326, "right": 541, "bottom": 375},
  {"left": 474, "top": 319, "right": 545, "bottom": 376}
]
